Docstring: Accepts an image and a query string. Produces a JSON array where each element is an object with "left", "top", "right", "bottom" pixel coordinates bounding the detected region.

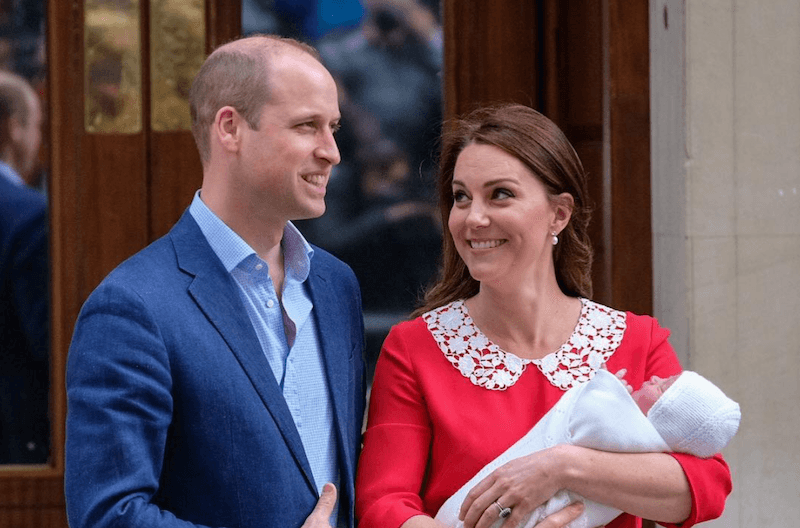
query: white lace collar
[{"left": 422, "top": 298, "right": 627, "bottom": 391}]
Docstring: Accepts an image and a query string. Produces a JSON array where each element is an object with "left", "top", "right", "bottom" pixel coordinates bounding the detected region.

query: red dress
[{"left": 356, "top": 299, "right": 732, "bottom": 528}]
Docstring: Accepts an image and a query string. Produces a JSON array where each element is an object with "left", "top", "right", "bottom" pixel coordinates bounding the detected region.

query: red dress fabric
[{"left": 355, "top": 305, "right": 732, "bottom": 528}]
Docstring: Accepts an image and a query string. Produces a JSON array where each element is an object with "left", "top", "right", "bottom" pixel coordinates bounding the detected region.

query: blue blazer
[
  {"left": 0, "top": 177, "right": 49, "bottom": 463},
  {"left": 65, "top": 210, "right": 366, "bottom": 528}
]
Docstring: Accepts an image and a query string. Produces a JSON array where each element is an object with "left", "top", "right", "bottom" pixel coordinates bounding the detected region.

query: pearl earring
[{"left": 551, "top": 232, "right": 559, "bottom": 245}]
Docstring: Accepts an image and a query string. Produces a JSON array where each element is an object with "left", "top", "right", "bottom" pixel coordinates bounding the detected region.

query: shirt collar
[
  {"left": 0, "top": 161, "right": 24, "bottom": 186},
  {"left": 189, "top": 191, "right": 314, "bottom": 280}
]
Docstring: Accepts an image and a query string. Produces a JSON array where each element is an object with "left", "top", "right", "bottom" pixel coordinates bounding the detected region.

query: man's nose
[{"left": 316, "top": 130, "right": 340, "bottom": 165}]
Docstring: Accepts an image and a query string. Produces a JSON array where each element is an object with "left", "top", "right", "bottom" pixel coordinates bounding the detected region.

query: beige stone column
[{"left": 651, "top": 0, "right": 800, "bottom": 526}]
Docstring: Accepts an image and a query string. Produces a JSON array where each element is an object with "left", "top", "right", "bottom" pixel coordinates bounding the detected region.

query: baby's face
[{"left": 632, "top": 374, "right": 681, "bottom": 414}]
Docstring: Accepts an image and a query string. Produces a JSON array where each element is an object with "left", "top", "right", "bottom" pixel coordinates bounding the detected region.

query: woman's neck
[{"left": 465, "top": 281, "right": 582, "bottom": 360}]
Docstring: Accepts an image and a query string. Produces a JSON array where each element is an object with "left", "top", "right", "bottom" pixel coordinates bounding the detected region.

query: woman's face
[{"left": 448, "top": 143, "right": 558, "bottom": 288}]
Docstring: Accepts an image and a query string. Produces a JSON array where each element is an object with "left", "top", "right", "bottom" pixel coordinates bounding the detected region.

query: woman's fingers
[
  {"left": 475, "top": 498, "right": 506, "bottom": 528},
  {"left": 461, "top": 481, "right": 506, "bottom": 528},
  {"left": 532, "top": 501, "right": 585, "bottom": 528},
  {"left": 459, "top": 473, "right": 496, "bottom": 522},
  {"left": 479, "top": 496, "right": 531, "bottom": 528}
]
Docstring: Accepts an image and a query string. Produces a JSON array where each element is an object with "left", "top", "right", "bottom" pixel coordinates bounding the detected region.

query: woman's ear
[
  {"left": 551, "top": 192, "right": 574, "bottom": 235},
  {"left": 213, "top": 106, "right": 242, "bottom": 154}
]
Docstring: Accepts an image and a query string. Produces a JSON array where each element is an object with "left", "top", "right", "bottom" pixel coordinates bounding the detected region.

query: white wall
[{"left": 651, "top": 0, "right": 800, "bottom": 526}]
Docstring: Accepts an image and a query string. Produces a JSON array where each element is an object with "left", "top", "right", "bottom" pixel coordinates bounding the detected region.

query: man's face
[{"left": 234, "top": 52, "right": 341, "bottom": 224}]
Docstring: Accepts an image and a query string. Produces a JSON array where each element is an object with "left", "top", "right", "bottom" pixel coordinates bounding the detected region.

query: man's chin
[{"left": 295, "top": 204, "right": 327, "bottom": 221}]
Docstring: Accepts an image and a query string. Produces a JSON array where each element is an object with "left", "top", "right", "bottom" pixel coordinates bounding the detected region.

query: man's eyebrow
[{"left": 290, "top": 111, "right": 341, "bottom": 122}]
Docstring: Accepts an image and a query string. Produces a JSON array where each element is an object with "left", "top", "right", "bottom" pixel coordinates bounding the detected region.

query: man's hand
[{"left": 301, "top": 483, "right": 337, "bottom": 528}]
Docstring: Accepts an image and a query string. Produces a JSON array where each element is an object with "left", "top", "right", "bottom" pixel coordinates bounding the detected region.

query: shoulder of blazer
[
  {"left": 308, "top": 243, "right": 358, "bottom": 287},
  {"left": 88, "top": 210, "right": 207, "bottom": 296},
  {"left": 0, "top": 179, "right": 46, "bottom": 236}
]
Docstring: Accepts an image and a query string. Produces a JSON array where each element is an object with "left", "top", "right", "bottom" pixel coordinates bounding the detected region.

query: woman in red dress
[{"left": 355, "top": 104, "right": 732, "bottom": 528}]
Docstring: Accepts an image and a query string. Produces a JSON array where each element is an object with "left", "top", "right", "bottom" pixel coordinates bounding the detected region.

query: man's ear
[
  {"left": 8, "top": 115, "right": 23, "bottom": 145},
  {"left": 213, "top": 106, "right": 243, "bottom": 154},
  {"left": 550, "top": 192, "right": 574, "bottom": 235}
]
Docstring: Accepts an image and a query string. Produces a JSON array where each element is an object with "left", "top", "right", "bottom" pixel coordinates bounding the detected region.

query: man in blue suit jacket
[
  {"left": 65, "top": 35, "right": 366, "bottom": 528},
  {"left": 0, "top": 70, "right": 49, "bottom": 464}
]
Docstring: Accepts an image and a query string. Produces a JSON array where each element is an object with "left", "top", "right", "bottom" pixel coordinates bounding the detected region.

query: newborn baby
[{"left": 435, "top": 369, "right": 741, "bottom": 528}]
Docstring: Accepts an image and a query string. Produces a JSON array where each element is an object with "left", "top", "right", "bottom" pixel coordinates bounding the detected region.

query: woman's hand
[
  {"left": 458, "top": 445, "right": 572, "bottom": 528},
  {"left": 532, "top": 502, "right": 587, "bottom": 528}
]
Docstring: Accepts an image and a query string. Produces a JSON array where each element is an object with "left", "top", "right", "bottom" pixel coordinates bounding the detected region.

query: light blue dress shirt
[{"left": 189, "top": 192, "right": 341, "bottom": 524}]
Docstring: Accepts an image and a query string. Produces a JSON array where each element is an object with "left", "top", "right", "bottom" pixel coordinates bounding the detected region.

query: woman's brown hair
[{"left": 413, "top": 104, "right": 593, "bottom": 317}]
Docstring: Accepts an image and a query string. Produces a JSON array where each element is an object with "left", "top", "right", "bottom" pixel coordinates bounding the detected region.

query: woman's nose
[{"left": 465, "top": 202, "right": 490, "bottom": 227}]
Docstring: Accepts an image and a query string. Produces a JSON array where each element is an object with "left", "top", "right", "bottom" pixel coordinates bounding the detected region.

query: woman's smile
[{"left": 469, "top": 239, "right": 507, "bottom": 249}]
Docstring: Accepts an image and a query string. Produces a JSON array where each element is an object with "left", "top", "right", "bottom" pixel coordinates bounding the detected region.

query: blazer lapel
[
  {"left": 169, "top": 212, "right": 317, "bottom": 493},
  {"left": 306, "top": 268, "right": 356, "bottom": 497}
]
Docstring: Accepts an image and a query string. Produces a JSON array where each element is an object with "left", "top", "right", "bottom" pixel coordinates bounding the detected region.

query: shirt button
[
  {"left": 266, "top": 299, "right": 275, "bottom": 308},
  {"left": 255, "top": 263, "right": 263, "bottom": 270}
]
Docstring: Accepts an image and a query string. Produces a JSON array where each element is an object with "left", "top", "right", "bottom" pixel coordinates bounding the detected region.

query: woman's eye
[
  {"left": 493, "top": 188, "right": 514, "bottom": 199},
  {"left": 453, "top": 190, "right": 469, "bottom": 202}
]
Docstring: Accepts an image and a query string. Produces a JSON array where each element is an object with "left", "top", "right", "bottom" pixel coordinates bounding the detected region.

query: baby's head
[
  {"left": 633, "top": 374, "right": 681, "bottom": 414},
  {"left": 642, "top": 371, "right": 741, "bottom": 458}
]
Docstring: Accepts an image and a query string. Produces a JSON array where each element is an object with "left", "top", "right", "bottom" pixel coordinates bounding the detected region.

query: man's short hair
[
  {"left": 189, "top": 35, "right": 322, "bottom": 165},
  {"left": 0, "top": 71, "right": 37, "bottom": 146}
]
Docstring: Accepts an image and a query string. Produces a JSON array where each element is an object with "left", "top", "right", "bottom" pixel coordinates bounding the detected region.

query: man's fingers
[
  {"left": 300, "top": 483, "right": 337, "bottom": 527},
  {"left": 310, "top": 483, "right": 337, "bottom": 520}
]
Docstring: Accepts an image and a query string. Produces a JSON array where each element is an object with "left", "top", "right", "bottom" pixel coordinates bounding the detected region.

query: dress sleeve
[
  {"left": 356, "top": 324, "right": 432, "bottom": 528},
  {"left": 659, "top": 453, "right": 732, "bottom": 528},
  {"left": 641, "top": 316, "right": 683, "bottom": 379},
  {"left": 640, "top": 316, "right": 734, "bottom": 527}
]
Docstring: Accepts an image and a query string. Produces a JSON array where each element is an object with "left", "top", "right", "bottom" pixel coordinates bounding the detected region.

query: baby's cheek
[{"left": 633, "top": 387, "right": 659, "bottom": 414}]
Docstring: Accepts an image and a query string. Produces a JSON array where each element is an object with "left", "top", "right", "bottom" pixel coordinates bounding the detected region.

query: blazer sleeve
[
  {"left": 65, "top": 280, "right": 220, "bottom": 528},
  {"left": 10, "top": 201, "right": 49, "bottom": 363},
  {"left": 355, "top": 324, "right": 432, "bottom": 528}
]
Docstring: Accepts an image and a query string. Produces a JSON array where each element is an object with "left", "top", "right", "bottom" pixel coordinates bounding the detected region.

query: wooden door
[
  {"left": 0, "top": 1, "right": 240, "bottom": 526},
  {"left": 443, "top": 0, "right": 652, "bottom": 315}
]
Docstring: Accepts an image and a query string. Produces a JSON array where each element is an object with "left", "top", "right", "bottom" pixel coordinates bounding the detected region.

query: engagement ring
[{"left": 494, "top": 500, "right": 512, "bottom": 519}]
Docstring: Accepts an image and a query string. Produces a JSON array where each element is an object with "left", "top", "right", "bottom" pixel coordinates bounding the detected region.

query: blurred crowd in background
[{"left": 244, "top": 0, "right": 444, "bottom": 366}]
